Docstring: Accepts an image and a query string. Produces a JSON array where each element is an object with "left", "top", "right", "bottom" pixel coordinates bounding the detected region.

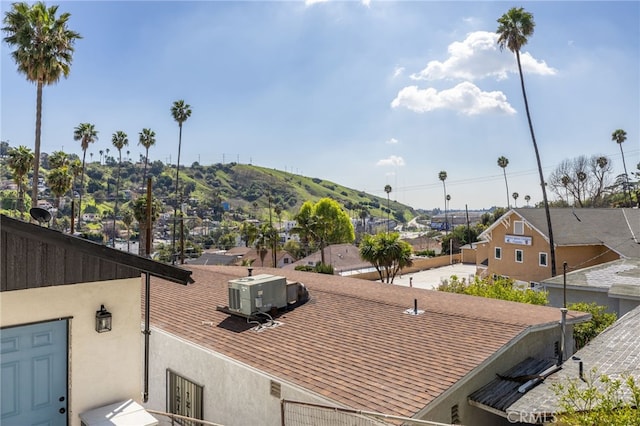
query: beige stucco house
[{"left": 0, "top": 214, "right": 191, "bottom": 426}]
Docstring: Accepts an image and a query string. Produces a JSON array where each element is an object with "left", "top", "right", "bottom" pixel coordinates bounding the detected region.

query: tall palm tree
[
  {"left": 2, "top": 2, "right": 81, "bottom": 208},
  {"left": 121, "top": 208, "right": 134, "bottom": 253},
  {"left": 7, "top": 145, "right": 34, "bottom": 218},
  {"left": 73, "top": 122, "right": 98, "bottom": 229},
  {"left": 438, "top": 171, "right": 448, "bottom": 234},
  {"left": 576, "top": 171, "right": 587, "bottom": 207},
  {"left": 170, "top": 100, "right": 192, "bottom": 263},
  {"left": 524, "top": 194, "right": 531, "bottom": 207},
  {"left": 611, "top": 129, "right": 632, "bottom": 206},
  {"left": 512, "top": 192, "right": 519, "bottom": 207},
  {"left": 111, "top": 130, "right": 128, "bottom": 247},
  {"left": 99, "top": 149, "right": 104, "bottom": 165},
  {"left": 48, "top": 150, "right": 68, "bottom": 169},
  {"left": 497, "top": 7, "right": 556, "bottom": 276},
  {"left": 497, "top": 156, "right": 510, "bottom": 208},
  {"left": 138, "top": 128, "right": 156, "bottom": 185},
  {"left": 384, "top": 184, "right": 392, "bottom": 233},
  {"left": 561, "top": 175, "right": 571, "bottom": 206}
]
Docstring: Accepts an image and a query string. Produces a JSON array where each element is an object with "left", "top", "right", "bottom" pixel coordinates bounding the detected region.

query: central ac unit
[{"left": 227, "top": 274, "right": 287, "bottom": 317}]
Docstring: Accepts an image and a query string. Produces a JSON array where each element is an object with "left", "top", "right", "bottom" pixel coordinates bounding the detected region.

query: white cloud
[
  {"left": 391, "top": 81, "right": 516, "bottom": 115},
  {"left": 361, "top": 0, "right": 371, "bottom": 7},
  {"left": 410, "top": 31, "right": 556, "bottom": 81},
  {"left": 386, "top": 138, "right": 399, "bottom": 144},
  {"left": 305, "top": 0, "right": 330, "bottom": 6},
  {"left": 376, "top": 155, "right": 405, "bottom": 167},
  {"left": 392, "top": 66, "right": 405, "bottom": 78}
]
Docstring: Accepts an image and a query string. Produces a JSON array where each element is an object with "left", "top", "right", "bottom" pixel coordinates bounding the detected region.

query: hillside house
[
  {"left": 143, "top": 265, "right": 590, "bottom": 426},
  {"left": 0, "top": 215, "right": 191, "bottom": 426},
  {"left": 473, "top": 208, "right": 639, "bottom": 284}
]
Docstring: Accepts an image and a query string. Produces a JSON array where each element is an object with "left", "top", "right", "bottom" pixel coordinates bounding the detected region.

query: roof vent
[{"left": 404, "top": 299, "right": 424, "bottom": 316}]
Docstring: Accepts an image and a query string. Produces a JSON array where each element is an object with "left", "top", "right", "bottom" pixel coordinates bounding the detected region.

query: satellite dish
[{"left": 30, "top": 207, "right": 52, "bottom": 227}]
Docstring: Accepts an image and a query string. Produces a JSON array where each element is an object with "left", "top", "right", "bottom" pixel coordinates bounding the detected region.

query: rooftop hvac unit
[{"left": 227, "top": 274, "right": 287, "bottom": 317}]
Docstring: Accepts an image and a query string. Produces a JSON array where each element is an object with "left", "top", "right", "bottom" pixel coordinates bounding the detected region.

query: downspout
[{"left": 143, "top": 178, "right": 152, "bottom": 403}]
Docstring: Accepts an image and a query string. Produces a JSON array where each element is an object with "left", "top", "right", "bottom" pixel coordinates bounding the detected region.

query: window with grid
[{"left": 167, "top": 370, "right": 203, "bottom": 425}]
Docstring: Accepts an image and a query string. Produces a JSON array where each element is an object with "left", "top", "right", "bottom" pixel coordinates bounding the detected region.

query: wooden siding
[{"left": 1, "top": 215, "right": 192, "bottom": 291}]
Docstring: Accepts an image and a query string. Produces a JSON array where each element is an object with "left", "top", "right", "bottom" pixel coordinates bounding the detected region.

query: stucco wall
[
  {"left": 546, "top": 287, "right": 618, "bottom": 314},
  {"left": 145, "top": 328, "right": 339, "bottom": 426},
  {"left": 352, "top": 254, "right": 462, "bottom": 281},
  {"left": 0, "top": 278, "right": 143, "bottom": 426},
  {"left": 417, "top": 325, "right": 572, "bottom": 426}
]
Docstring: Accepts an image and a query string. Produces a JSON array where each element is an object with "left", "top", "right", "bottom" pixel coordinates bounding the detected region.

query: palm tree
[
  {"left": 138, "top": 128, "right": 156, "bottom": 184},
  {"left": 438, "top": 171, "right": 448, "bottom": 233},
  {"left": 132, "top": 194, "right": 161, "bottom": 257},
  {"left": 121, "top": 208, "right": 134, "bottom": 253},
  {"left": 359, "top": 232, "right": 413, "bottom": 284},
  {"left": 512, "top": 192, "right": 519, "bottom": 207},
  {"left": 497, "top": 7, "right": 556, "bottom": 276},
  {"left": 497, "top": 156, "right": 510, "bottom": 208},
  {"left": 7, "top": 145, "right": 34, "bottom": 218},
  {"left": 73, "top": 123, "right": 98, "bottom": 230},
  {"left": 576, "top": 171, "right": 587, "bottom": 207},
  {"left": 561, "top": 175, "right": 571, "bottom": 206},
  {"left": 611, "top": 129, "right": 632, "bottom": 206},
  {"left": 111, "top": 130, "right": 128, "bottom": 247},
  {"left": 2, "top": 2, "right": 81, "bottom": 208},
  {"left": 48, "top": 150, "right": 68, "bottom": 169},
  {"left": 524, "top": 195, "right": 531, "bottom": 207},
  {"left": 384, "top": 184, "right": 392, "bottom": 233},
  {"left": 170, "top": 100, "right": 192, "bottom": 263},
  {"left": 46, "top": 165, "right": 72, "bottom": 229},
  {"left": 99, "top": 149, "right": 104, "bottom": 165}
]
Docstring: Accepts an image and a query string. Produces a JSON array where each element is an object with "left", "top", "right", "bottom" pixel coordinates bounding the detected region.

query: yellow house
[{"left": 474, "top": 208, "right": 639, "bottom": 284}]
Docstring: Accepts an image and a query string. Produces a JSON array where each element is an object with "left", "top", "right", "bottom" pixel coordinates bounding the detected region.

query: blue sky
[{"left": 2, "top": 1, "right": 639, "bottom": 211}]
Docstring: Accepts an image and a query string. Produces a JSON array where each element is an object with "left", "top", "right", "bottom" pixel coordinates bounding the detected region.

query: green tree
[
  {"left": 111, "top": 130, "right": 128, "bottom": 246},
  {"left": 255, "top": 223, "right": 276, "bottom": 267},
  {"left": 73, "top": 122, "right": 98, "bottom": 229},
  {"left": 48, "top": 150, "right": 68, "bottom": 169},
  {"left": 437, "top": 275, "right": 548, "bottom": 305},
  {"left": 46, "top": 164, "right": 72, "bottom": 228},
  {"left": 497, "top": 7, "right": 556, "bottom": 276},
  {"left": 239, "top": 221, "right": 258, "bottom": 248},
  {"left": 611, "top": 129, "right": 632, "bottom": 206},
  {"left": 293, "top": 198, "right": 355, "bottom": 265},
  {"left": 567, "top": 302, "right": 617, "bottom": 350},
  {"left": 7, "top": 145, "right": 34, "bottom": 218},
  {"left": 170, "top": 100, "right": 192, "bottom": 263},
  {"left": 497, "top": 156, "right": 510, "bottom": 208},
  {"left": 2, "top": 2, "right": 81, "bottom": 208},
  {"left": 121, "top": 208, "right": 134, "bottom": 252},
  {"left": 138, "top": 127, "right": 156, "bottom": 185},
  {"left": 553, "top": 369, "right": 640, "bottom": 426},
  {"left": 359, "top": 232, "right": 413, "bottom": 284}
]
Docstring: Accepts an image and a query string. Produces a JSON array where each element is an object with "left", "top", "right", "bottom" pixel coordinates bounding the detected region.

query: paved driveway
[{"left": 392, "top": 263, "right": 478, "bottom": 290}]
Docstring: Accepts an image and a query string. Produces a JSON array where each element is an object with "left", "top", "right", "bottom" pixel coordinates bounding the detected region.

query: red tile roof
[{"left": 146, "top": 265, "right": 586, "bottom": 418}]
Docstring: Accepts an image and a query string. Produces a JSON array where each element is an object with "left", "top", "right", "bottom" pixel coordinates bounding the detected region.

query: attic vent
[
  {"left": 514, "top": 221, "right": 525, "bottom": 235},
  {"left": 270, "top": 380, "right": 281, "bottom": 398},
  {"left": 451, "top": 404, "right": 460, "bottom": 424}
]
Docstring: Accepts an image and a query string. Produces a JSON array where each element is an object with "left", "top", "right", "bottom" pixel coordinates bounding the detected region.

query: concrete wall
[
  {"left": 145, "top": 328, "right": 338, "bottom": 426},
  {"left": 417, "top": 325, "right": 573, "bottom": 426},
  {"left": 352, "top": 254, "right": 462, "bottom": 281},
  {"left": 0, "top": 279, "right": 143, "bottom": 426},
  {"left": 546, "top": 287, "right": 618, "bottom": 314}
]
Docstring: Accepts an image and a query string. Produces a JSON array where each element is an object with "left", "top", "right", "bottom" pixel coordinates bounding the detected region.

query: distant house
[
  {"left": 470, "top": 305, "right": 640, "bottom": 424},
  {"left": 285, "top": 243, "right": 373, "bottom": 275},
  {"left": 0, "top": 214, "right": 191, "bottom": 426},
  {"left": 473, "top": 208, "right": 640, "bottom": 284},
  {"left": 237, "top": 247, "right": 296, "bottom": 268},
  {"left": 541, "top": 258, "right": 640, "bottom": 317},
  {"left": 143, "top": 265, "right": 590, "bottom": 426}
]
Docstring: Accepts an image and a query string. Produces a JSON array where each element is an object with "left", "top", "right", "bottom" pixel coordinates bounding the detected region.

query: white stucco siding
[
  {"left": 146, "top": 328, "right": 336, "bottom": 426},
  {"left": 0, "top": 278, "right": 143, "bottom": 426}
]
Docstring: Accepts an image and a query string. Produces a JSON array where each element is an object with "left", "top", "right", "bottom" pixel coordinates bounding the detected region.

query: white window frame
[
  {"left": 514, "top": 221, "right": 525, "bottom": 235},
  {"left": 539, "top": 252, "right": 548, "bottom": 267},
  {"left": 495, "top": 247, "right": 502, "bottom": 260},
  {"left": 515, "top": 249, "right": 524, "bottom": 263}
]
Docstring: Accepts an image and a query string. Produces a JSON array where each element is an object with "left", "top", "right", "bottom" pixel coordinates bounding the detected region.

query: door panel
[{"left": 1, "top": 320, "right": 68, "bottom": 426}]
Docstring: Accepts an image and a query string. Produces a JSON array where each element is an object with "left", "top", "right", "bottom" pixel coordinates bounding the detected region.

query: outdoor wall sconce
[{"left": 95, "top": 305, "right": 112, "bottom": 333}]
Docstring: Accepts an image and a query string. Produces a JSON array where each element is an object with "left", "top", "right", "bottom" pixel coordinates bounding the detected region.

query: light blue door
[{"left": 1, "top": 319, "right": 68, "bottom": 426}]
